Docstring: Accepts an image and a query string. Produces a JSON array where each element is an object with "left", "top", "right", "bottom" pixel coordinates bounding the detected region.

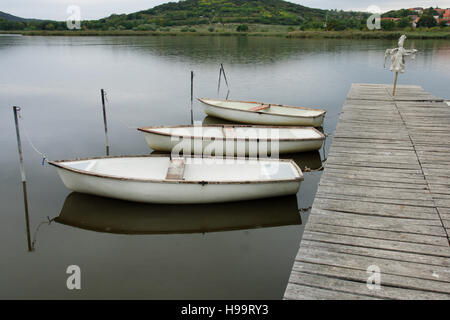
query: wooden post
[
  {"left": 392, "top": 72, "right": 398, "bottom": 96},
  {"left": 190, "top": 71, "right": 194, "bottom": 125},
  {"left": 217, "top": 64, "right": 223, "bottom": 94},
  {"left": 13, "top": 106, "right": 33, "bottom": 252},
  {"left": 100, "top": 89, "right": 110, "bottom": 156}
]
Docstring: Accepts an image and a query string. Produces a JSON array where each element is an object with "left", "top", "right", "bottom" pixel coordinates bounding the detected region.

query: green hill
[
  {"left": 86, "top": 0, "right": 366, "bottom": 29},
  {"left": 0, "top": 0, "right": 369, "bottom": 32},
  {"left": 139, "top": 0, "right": 326, "bottom": 25},
  {"left": 0, "top": 10, "right": 41, "bottom": 22}
]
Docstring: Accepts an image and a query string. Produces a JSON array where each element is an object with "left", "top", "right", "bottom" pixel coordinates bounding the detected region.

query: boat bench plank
[
  {"left": 249, "top": 104, "right": 270, "bottom": 112},
  {"left": 165, "top": 158, "right": 186, "bottom": 180}
]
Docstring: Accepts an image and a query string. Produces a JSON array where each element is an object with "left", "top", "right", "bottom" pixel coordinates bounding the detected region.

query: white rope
[
  {"left": 31, "top": 217, "right": 54, "bottom": 249},
  {"left": 18, "top": 111, "right": 49, "bottom": 164},
  {"left": 303, "top": 165, "right": 324, "bottom": 173}
]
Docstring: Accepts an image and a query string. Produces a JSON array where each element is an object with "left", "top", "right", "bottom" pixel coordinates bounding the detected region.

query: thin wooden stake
[
  {"left": 13, "top": 106, "right": 33, "bottom": 252},
  {"left": 100, "top": 89, "right": 110, "bottom": 156},
  {"left": 217, "top": 65, "right": 223, "bottom": 94},
  {"left": 393, "top": 72, "right": 398, "bottom": 96},
  {"left": 190, "top": 71, "right": 194, "bottom": 125},
  {"left": 220, "top": 63, "right": 229, "bottom": 89},
  {"left": 217, "top": 63, "right": 230, "bottom": 99}
]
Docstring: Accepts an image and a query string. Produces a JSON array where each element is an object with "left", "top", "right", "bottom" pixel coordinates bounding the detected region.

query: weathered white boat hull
[
  {"left": 201, "top": 102, "right": 325, "bottom": 127},
  {"left": 142, "top": 131, "right": 323, "bottom": 155},
  {"left": 51, "top": 156, "right": 303, "bottom": 204},
  {"left": 55, "top": 167, "right": 301, "bottom": 204}
]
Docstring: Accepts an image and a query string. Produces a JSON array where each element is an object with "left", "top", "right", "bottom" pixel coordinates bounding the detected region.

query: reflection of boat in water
[
  {"left": 281, "top": 151, "right": 323, "bottom": 172},
  {"left": 55, "top": 192, "right": 301, "bottom": 235},
  {"left": 203, "top": 116, "right": 324, "bottom": 133},
  {"left": 203, "top": 116, "right": 236, "bottom": 125}
]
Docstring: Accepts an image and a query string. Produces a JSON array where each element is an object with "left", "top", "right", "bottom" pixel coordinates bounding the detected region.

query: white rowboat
[
  {"left": 198, "top": 98, "right": 326, "bottom": 127},
  {"left": 49, "top": 155, "right": 303, "bottom": 204},
  {"left": 138, "top": 125, "right": 325, "bottom": 155}
]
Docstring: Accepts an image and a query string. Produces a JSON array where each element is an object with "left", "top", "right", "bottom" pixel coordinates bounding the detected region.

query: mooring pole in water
[
  {"left": 13, "top": 106, "right": 33, "bottom": 252},
  {"left": 100, "top": 89, "right": 110, "bottom": 156},
  {"left": 217, "top": 63, "right": 230, "bottom": 99},
  {"left": 392, "top": 72, "right": 399, "bottom": 96},
  {"left": 190, "top": 71, "right": 194, "bottom": 125},
  {"left": 217, "top": 64, "right": 222, "bottom": 94}
]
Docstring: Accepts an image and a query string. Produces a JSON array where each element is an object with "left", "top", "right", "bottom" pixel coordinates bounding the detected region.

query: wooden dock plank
[
  {"left": 307, "top": 209, "right": 447, "bottom": 236},
  {"left": 302, "top": 231, "right": 450, "bottom": 257},
  {"left": 289, "top": 271, "right": 450, "bottom": 300},
  {"left": 296, "top": 246, "right": 450, "bottom": 283},
  {"left": 305, "top": 223, "right": 448, "bottom": 247},
  {"left": 300, "top": 240, "right": 450, "bottom": 268},
  {"left": 312, "top": 198, "right": 439, "bottom": 220},
  {"left": 284, "top": 83, "right": 450, "bottom": 300},
  {"left": 293, "top": 261, "right": 450, "bottom": 295}
]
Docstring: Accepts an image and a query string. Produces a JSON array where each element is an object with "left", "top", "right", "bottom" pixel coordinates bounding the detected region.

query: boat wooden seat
[
  {"left": 249, "top": 104, "right": 270, "bottom": 112},
  {"left": 165, "top": 158, "right": 185, "bottom": 180},
  {"left": 223, "top": 127, "right": 235, "bottom": 139}
]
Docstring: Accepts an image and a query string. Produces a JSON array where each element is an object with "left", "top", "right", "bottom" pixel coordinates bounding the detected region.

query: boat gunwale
[
  {"left": 197, "top": 98, "right": 327, "bottom": 119},
  {"left": 48, "top": 154, "right": 304, "bottom": 184},
  {"left": 137, "top": 124, "right": 326, "bottom": 142}
]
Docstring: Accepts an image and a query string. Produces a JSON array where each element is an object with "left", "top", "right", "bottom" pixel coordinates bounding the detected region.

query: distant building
[
  {"left": 407, "top": 7, "right": 450, "bottom": 27},
  {"left": 436, "top": 18, "right": 450, "bottom": 25},
  {"left": 381, "top": 17, "right": 400, "bottom": 22},
  {"left": 409, "top": 7, "right": 424, "bottom": 14},
  {"left": 436, "top": 9, "right": 450, "bottom": 25}
]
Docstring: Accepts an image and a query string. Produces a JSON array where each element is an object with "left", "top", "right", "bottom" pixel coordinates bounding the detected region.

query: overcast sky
[{"left": 2, "top": 0, "right": 450, "bottom": 21}]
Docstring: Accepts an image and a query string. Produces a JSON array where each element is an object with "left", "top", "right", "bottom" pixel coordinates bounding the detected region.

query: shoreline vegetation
[
  {"left": 2, "top": 29, "right": 449, "bottom": 39},
  {"left": 1, "top": 1, "right": 449, "bottom": 39}
]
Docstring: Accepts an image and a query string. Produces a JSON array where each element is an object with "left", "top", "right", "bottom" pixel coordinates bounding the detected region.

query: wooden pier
[{"left": 284, "top": 83, "right": 450, "bottom": 300}]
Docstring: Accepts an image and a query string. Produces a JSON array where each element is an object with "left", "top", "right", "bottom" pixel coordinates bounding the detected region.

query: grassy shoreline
[{"left": 2, "top": 29, "right": 449, "bottom": 39}]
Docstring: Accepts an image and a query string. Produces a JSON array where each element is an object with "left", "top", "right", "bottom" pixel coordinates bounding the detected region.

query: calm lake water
[{"left": 0, "top": 35, "right": 449, "bottom": 299}]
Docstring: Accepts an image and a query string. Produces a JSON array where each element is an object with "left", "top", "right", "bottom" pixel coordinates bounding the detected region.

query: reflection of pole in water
[
  {"left": 13, "top": 106, "right": 33, "bottom": 252},
  {"left": 217, "top": 63, "right": 230, "bottom": 99},
  {"left": 100, "top": 89, "right": 110, "bottom": 156},
  {"left": 321, "top": 135, "right": 327, "bottom": 162}
]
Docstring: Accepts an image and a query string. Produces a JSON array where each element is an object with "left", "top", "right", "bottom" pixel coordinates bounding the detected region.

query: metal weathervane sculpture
[{"left": 384, "top": 35, "right": 418, "bottom": 96}]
